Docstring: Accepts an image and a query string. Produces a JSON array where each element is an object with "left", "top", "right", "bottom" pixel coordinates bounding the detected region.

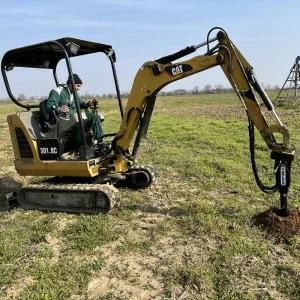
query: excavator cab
[
  {"left": 1, "top": 37, "right": 124, "bottom": 167},
  {"left": 1, "top": 38, "right": 132, "bottom": 213}
]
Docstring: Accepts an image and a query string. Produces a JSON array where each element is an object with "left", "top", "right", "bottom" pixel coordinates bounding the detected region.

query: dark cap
[{"left": 67, "top": 74, "right": 82, "bottom": 85}]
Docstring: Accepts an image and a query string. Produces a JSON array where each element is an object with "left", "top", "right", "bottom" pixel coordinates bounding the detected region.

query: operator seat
[
  {"left": 39, "top": 99, "right": 77, "bottom": 137},
  {"left": 38, "top": 99, "right": 78, "bottom": 156},
  {"left": 39, "top": 99, "right": 57, "bottom": 133}
]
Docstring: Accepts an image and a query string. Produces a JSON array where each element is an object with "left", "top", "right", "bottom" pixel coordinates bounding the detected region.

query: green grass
[
  {"left": 61, "top": 215, "right": 122, "bottom": 252},
  {"left": 1, "top": 94, "right": 300, "bottom": 299}
]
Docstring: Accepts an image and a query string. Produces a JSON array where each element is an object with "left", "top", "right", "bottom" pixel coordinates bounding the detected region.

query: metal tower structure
[{"left": 276, "top": 56, "right": 300, "bottom": 102}]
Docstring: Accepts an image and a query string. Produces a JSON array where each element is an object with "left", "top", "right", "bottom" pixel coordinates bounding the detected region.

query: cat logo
[
  {"left": 164, "top": 64, "right": 193, "bottom": 77},
  {"left": 171, "top": 65, "right": 183, "bottom": 76}
]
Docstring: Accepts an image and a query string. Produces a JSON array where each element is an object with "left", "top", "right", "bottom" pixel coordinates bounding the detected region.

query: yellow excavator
[{"left": 1, "top": 27, "right": 295, "bottom": 216}]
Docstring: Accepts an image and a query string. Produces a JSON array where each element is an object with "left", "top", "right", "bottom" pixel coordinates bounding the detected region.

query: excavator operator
[{"left": 46, "top": 73, "right": 104, "bottom": 156}]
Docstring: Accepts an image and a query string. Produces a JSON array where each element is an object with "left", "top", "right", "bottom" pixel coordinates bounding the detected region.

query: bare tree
[
  {"left": 192, "top": 86, "right": 199, "bottom": 95},
  {"left": 214, "top": 84, "right": 224, "bottom": 93},
  {"left": 203, "top": 84, "right": 212, "bottom": 94},
  {"left": 17, "top": 94, "right": 27, "bottom": 102}
]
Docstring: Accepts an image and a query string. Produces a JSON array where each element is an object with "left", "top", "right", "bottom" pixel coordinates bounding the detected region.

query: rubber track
[{"left": 17, "top": 183, "right": 119, "bottom": 214}]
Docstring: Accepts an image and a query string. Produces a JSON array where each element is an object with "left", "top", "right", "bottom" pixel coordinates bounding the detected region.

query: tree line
[{"left": 0, "top": 83, "right": 281, "bottom": 102}]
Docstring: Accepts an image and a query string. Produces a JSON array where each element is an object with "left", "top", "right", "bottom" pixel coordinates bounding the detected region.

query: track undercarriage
[{"left": 6, "top": 165, "right": 156, "bottom": 214}]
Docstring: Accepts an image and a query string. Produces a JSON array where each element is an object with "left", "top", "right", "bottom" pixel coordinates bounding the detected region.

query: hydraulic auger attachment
[
  {"left": 272, "top": 152, "right": 294, "bottom": 217},
  {"left": 248, "top": 117, "right": 294, "bottom": 217}
]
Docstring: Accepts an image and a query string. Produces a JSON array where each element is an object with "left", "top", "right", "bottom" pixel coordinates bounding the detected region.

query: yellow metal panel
[{"left": 7, "top": 112, "right": 101, "bottom": 177}]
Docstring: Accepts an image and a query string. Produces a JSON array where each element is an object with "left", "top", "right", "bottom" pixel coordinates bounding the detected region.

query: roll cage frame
[{"left": 1, "top": 37, "right": 124, "bottom": 159}]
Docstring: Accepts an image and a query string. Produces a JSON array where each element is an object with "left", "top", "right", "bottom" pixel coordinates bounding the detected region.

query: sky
[{"left": 0, "top": 0, "right": 300, "bottom": 99}]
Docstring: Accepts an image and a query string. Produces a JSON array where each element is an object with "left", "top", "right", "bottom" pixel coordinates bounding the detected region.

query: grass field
[{"left": 1, "top": 93, "right": 300, "bottom": 299}]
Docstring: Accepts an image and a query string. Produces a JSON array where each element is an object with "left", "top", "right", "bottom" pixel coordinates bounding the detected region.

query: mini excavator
[{"left": 1, "top": 27, "right": 295, "bottom": 216}]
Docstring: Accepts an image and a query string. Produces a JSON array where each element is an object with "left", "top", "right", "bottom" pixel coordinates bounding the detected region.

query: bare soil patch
[{"left": 4, "top": 277, "right": 35, "bottom": 300}]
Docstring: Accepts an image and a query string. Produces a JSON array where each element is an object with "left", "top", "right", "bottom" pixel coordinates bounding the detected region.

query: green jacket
[{"left": 46, "top": 85, "right": 86, "bottom": 116}]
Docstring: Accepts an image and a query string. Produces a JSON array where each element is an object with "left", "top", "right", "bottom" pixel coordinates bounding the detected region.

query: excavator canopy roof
[{"left": 1, "top": 37, "right": 114, "bottom": 70}]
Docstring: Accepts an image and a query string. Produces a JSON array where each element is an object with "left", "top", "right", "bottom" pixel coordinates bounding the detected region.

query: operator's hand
[
  {"left": 87, "top": 99, "right": 94, "bottom": 107},
  {"left": 86, "top": 99, "right": 98, "bottom": 108},
  {"left": 60, "top": 105, "right": 69, "bottom": 113}
]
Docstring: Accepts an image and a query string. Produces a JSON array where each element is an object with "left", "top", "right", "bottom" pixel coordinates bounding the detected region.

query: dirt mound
[{"left": 252, "top": 208, "right": 300, "bottom": 242}]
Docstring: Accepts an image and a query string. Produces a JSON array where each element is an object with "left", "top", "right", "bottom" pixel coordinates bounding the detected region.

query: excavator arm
[{"left": 113, "top": 27, "right": 295, "bottom": 216}]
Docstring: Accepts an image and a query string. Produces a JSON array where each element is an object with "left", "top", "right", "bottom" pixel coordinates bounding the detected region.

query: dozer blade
[{"left": 16, "top": 183, "right": 119, "bottom": 214}]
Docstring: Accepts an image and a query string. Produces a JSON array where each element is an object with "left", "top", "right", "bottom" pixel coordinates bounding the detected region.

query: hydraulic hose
[{"left": 248, "top": 116, "right": 278, "bottom": 194}]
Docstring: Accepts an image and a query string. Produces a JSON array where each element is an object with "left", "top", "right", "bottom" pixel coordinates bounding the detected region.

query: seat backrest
[
  {"left": 39, "top": 99, "right": 56, "bottom": 133},
  {"left": 39, "top": 99, "right": 49, "bottom": 121}
]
